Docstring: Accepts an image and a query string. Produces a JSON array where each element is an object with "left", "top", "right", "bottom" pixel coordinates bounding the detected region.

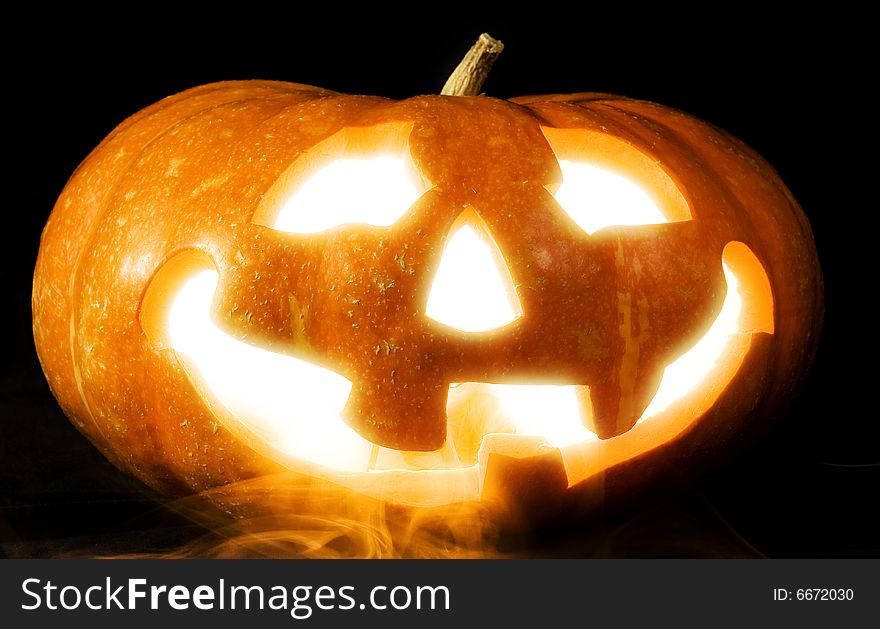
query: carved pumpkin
[{"left": 32, "top": 74, "right": 821, "bottom": 517}]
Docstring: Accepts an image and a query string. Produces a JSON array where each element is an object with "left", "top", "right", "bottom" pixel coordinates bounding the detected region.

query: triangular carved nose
[{"left": 425, "top": 210, "right": 522, "bottom": 333}]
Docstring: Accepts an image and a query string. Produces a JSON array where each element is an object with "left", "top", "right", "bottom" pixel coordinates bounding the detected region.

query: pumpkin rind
[{"left": 32, "top": 81, "right": 822, "bottom": 508}]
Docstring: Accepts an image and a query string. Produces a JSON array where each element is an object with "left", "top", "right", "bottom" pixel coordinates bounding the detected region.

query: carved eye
[
  {"left": 541, "top": 126, "right": 692, "bottom": 235},
  {"left": 553, "top": 160, "right": 667, "bottom": 234},
  {"left": 253, "top": 121, "right": 430, "bottom": 234}
]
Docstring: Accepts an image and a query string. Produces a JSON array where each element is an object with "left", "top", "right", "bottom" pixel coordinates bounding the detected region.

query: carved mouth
[{"left": 138, "top": 242, "right": 773, "bottom": 506}]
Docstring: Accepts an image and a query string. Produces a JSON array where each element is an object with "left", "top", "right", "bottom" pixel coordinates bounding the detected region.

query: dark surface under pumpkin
[{"left": 2, "top": 17, "right": 877, "bottom": 557}]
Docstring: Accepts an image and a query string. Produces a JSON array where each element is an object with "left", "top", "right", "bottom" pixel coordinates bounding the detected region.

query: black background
[{"left": 2, "top": 10, "right": 876, "bottom": 557}]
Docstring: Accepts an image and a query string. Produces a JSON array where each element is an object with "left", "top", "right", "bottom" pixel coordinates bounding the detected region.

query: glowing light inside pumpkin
[
  {"left": 553, "top": 160, "right": 669, "bottom": 234},
  {"left": 641, "top": 261, "right": 742, "bottom": 420},
  {"left": 164, "top": 251, "right": 750, "bottom": 475},
  {"left": 425, "top": 224, "right": 522, "bottom": 332},
  {"left": 272, "top": 156, "right": 423, "bottom": 233},
  {"left": 168, "top": 271, "right": 373, "bottom": 472},
  {"left": 444, "top": 261, "right": 746, "bottom": 453},
  {"left": 448, "top": 383, "right": 598, "bottom": 448}
]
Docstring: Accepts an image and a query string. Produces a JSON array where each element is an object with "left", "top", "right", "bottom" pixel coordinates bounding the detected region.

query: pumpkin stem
[{"left": 441, "top": 33, "right": 504, "bottom": 96}]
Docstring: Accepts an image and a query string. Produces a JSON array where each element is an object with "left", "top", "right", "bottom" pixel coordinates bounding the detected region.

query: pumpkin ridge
[
  {"left": 87, "top": 83, "right": 317, "bottom": 173},
  {"left": 67, "top": 88, "right": 318, "bottom": 444},
  {"left": 597, "top": 99, "right": 822, "bottom": 415}
]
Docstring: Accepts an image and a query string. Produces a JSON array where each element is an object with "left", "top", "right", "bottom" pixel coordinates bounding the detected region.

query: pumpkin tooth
[
  {"left": 477, "top": 434, "right": 567, "bottom": 519},
  {"left": 582, "top": 374, "right": 661, "bottom": 439},
  {"left": 341, "top": 379, "right": 448, "bottom": 451}
]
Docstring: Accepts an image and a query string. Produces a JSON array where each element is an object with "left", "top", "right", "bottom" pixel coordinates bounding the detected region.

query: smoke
[{"left": 91, "top": 473, "right": 501, "bottom": 559}]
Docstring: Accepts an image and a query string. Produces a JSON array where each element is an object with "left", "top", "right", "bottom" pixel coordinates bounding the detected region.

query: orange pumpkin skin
[{"left": 32, "top": 81, "right": 822, "bottom": 513}]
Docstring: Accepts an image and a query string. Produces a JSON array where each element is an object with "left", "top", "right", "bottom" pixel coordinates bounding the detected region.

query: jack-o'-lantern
[{"left": 32, "top": 35, "right": 822, "bottom": 523}]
